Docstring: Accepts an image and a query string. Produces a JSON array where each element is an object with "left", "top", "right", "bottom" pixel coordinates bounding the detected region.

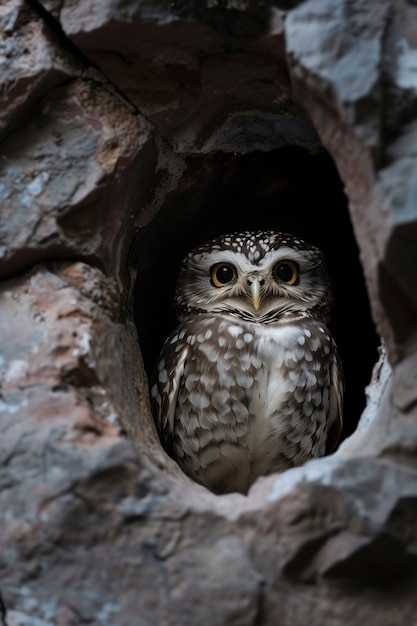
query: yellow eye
[
  {"left": 211, "top": 263, "right": 237, "bottom": 288},
  {"left": 273, "top": 260, "right": 299, "bottom": 285}
]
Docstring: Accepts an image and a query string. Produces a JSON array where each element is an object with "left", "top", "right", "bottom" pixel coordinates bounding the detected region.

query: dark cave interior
[{"left": 132, "top": 146, "right": 380, "bottom": 443}]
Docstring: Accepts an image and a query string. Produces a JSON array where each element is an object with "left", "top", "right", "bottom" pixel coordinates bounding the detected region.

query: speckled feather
[{"left": 151, "top": 231, "right": 343, "bottom": 494}]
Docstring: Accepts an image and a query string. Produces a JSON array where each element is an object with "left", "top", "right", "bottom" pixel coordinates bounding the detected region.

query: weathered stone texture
[
  {"left": 1, "top": 0, "right": 417, "bottom": 624},
  {"left": 286, "top": 0, "right": 417, "bottom": 365},
  {"left": 0, "top": 0, "right": 81, "bottom": 140},
  {"left": 0, "top": 77, "right": 151, "bottom": 279}
]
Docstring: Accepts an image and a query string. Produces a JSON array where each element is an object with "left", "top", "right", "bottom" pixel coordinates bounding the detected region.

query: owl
[{"left": 151, "top": 231, "right": 343, "bottom": 495}]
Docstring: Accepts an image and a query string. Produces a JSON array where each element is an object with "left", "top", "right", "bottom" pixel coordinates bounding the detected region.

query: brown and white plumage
[{"left": 151, "top": 231, "right": 343, "bottom": 495}]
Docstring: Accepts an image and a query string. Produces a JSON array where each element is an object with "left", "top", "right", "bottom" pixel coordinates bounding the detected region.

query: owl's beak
[{"left": 250, "top": 277, "right": 261, "bottom": 311}]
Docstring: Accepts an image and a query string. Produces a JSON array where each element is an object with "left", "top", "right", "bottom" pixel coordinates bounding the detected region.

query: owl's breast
[
  {"left": 194, "top": 314, "right": 335, "bottom": 468},
  {"left": 176, "top": 314, "right": 312, "bottom": 427},
  {"left": 235, "top": 321, "right": 309, "bottom": 456},
  {"left": 249, "top": 322, "right": 313, "bottom": 411},
  {"left": 153, "top": 312, "right": 337, "bottom": 493},
  {"left": 168, "top": 313, "right": 331, "bottom": 417}
]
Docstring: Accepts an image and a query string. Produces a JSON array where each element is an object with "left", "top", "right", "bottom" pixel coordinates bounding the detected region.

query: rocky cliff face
[{"left": 1, "top": 1, "right": 417, "bottom": 624}]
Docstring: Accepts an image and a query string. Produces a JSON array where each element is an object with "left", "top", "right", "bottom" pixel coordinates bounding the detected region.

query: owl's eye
[
  {"left": 273, "top": 260, "right": 299, "bottom": 285},
  {"left": 210, "top": 263, "right": 237, "bottom": 287}
]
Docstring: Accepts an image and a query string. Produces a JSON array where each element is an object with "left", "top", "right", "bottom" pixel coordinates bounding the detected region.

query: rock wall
[{"left": 1, "top": 1, "right": 417, "bottom": 625}]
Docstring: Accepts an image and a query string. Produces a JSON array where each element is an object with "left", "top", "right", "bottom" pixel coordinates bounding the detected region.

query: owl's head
[{"left": 175, "top": 231, "right": 333, "bottom": 323}]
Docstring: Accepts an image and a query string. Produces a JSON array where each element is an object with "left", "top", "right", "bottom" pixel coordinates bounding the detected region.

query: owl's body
[{"left": 151, "top": 231, "right": 343, "bottom": 494}]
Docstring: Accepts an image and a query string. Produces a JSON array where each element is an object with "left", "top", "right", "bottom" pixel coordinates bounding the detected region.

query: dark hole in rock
[{"left": 132, "top": 146, "right": 379, "bottom": 457}]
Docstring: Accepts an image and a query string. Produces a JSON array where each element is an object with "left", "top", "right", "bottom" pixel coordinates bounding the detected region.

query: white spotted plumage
[{"left": 151, "top": 231, "right": 344, "bottom": 494}]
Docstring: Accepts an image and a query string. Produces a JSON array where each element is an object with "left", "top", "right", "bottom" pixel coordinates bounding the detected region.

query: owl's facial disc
[
  {"left": 176, "top": 234, "right": 332, "bottom": 322},
  {"left": 207, "top": 259, "right": 306, "bottom": 315}
]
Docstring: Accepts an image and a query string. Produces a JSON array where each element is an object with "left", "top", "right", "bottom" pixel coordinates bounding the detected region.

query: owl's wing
[
  {"left": 325, "top": 345, "right": 344, "bottom": 454},
  {"left": 162, "top": 345, "right": 188, "bottom": 435},
  {"left": 152, "top": 337, "right": 188, "bottom": 449}
]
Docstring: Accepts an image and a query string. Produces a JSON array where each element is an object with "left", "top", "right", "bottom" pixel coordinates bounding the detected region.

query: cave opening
[{"left": 131, "top": 145, "right": 380, "bottom": 464}]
